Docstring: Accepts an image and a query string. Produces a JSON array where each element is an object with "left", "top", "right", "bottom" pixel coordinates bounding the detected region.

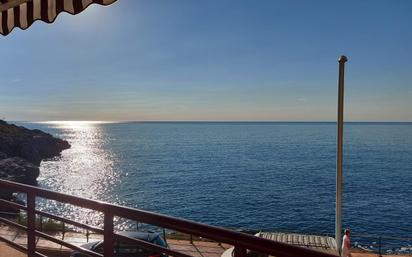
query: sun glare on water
[
  {"left": 37, "top": 120, "right": 119, "bottom": 227},
  {"left": 40, "top": 120, "right": 110, "bottom": 129}
]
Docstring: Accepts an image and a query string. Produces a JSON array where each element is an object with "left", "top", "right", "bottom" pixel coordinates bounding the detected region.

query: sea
[{"left": 18, "top": 121, "right": 412, "bottom": 253}]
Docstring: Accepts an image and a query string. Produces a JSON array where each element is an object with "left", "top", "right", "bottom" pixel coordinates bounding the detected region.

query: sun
[{"left": 38, "top": 120, "right": 108, "bottom": 129}]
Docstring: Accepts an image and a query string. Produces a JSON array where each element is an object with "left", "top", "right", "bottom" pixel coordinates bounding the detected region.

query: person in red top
[{"left": 341, "top": 229, "right": 351, "bottom": 257}]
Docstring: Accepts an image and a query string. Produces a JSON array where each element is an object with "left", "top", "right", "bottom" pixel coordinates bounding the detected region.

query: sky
[{"left": 0, "top": 0, "right": 411, "bottom": 122}]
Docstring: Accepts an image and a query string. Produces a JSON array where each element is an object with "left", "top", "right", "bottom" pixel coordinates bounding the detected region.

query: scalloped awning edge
[{"left": 0, "top": 0, "right": 117, "bottom": 36}]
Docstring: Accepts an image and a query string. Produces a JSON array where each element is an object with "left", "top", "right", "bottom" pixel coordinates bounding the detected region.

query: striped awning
[{"left": 0, "top": 0, "right": 117, "bottom": 36}]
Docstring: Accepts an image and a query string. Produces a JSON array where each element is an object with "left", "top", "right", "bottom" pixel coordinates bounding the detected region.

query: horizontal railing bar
[
  {"left": 0, "top": 211, "right": 23, "bottom": 216},
  {"left": 0, "top": 235, "right": 48, "bottom": 257},
  {"left": 35, "top": 210, "right": 197, "bottom": 257},
  {"left": 0, "top": 216, "right": 28, "bottom": 231},
  {"left": 0, "top": 179, "right": 108, "bottom": 211},
  {"left": 0, "top": 199, "right": 27, "bottom": 211},
  {"left": 116, "top": 233, "right": 193, "bottom": 257},
  {"left": 0, "top": 216, "right": 101, "bottom": 257},
  {"left": 35, "top": 209, "right": 104, "bottom": 234},
  {"left": 0, "top": 234, "right": 28, "bottom": 252},
  {"left": 35, "top": 210, "right": 190, "bottom": 257},
  {"left": 35, "top": 230, "right": 102, "bottom": 257},
  {"left": 0, "top": 179, "right": 337, "bottom": 257},
  {"left": 35, "top": 251, "right": 49, "bottom": 257}
]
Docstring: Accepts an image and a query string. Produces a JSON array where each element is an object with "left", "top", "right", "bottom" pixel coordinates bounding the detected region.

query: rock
[
  {"left": 0, "top": 151, "right": 8, "bottom": 160},
  {"left": 0, "top": 120, "right": 70, "bottom": 201},
  {"left": 0, "top": 157, "right": 40, "bottom": 184},
  {"left": 0, "top": 157, "right": 40, "bottom": 201},
  {"left": 0, "top": 120, "right": 70, "bottom": 166}
]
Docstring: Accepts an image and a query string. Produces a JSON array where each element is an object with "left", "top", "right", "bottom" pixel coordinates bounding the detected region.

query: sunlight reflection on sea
[{"left": 37, "top": 121, "right": 120, "bottom": 228}]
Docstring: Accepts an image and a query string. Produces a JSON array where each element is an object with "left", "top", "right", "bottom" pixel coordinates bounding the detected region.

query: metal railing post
[
  {"left": 62, "top": 221, "right": 66, "bottom": 240},
  {"left": 104, "top": 211, "right": 114, "bottom": 257},
  {"left": 163, "top": 228, "right": 167, "bottom": 244},
  {"left": 336, "top": 55, "right": 347, "bottom": 251},
  {"left": 39, "top": 215, "right": 43, "bottom": 232},
  {"left": 86, "top": 220, "right": 90, "bottom": 242},
  {"left": 27, "top": 192, "right": 36, "bottom": 257}
]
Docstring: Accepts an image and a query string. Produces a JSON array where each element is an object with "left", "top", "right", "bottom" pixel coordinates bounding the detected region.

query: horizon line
[{"left": 7, "top": 120, "right": 412, "bottom": 124}]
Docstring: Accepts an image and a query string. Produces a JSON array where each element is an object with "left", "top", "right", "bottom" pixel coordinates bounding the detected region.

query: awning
[{"left": 0, "top": 0, "right": 117, "bottom": 36}]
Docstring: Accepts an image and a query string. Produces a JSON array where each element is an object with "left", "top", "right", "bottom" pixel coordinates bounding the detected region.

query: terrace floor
[
  {"left": 0, "top": 242, "right": 27, "bottom": 257},
  {"left": 0, "top": 224, "right": 232, "bottom": 257},
  {"left": 1, "top": 224, "right": 411, "bottom": 257}
]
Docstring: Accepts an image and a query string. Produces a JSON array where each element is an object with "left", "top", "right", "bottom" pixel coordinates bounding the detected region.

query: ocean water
[{"left": 19, "top": 122, "right": 412, "bottom": 252}]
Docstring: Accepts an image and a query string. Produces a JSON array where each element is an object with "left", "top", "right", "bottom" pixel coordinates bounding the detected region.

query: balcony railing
[{"left": 0, "top": 178, "right": 337, "bottom": 257}]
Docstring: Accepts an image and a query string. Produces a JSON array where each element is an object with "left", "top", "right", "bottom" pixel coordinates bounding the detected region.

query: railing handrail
[{"left": 0, "top": 178, "right": 338, "bottom": 257}]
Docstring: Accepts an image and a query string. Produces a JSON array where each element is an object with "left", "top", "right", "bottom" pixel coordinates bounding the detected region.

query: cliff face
[
  {"left": 0, "top": 120, "right": 70, "bottom": 165},
  {"left": 0, "top": 120, "right": 70, "bottom": 197}
]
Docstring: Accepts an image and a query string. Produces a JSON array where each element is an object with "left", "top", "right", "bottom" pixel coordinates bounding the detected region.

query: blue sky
[{"left": 1, "top": 0, "right": 411, "bottom": 121}]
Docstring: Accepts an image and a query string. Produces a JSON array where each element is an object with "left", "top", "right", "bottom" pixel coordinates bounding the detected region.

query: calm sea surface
[{"left": 20, "top": 122, "right": 412, "bottom": 251}]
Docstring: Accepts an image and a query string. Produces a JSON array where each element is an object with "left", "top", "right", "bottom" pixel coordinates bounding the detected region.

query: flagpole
[{"left": 336, "top": 55, "right": 347, "bottom": 252}]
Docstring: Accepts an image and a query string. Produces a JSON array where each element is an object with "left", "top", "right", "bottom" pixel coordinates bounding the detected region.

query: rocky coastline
[{"left": 0, "top": 120, "right": 70, "bottom": 202}]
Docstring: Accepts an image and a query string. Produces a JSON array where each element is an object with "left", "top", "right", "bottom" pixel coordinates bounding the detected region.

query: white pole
[{"left": 336, "top": 55, "right": 347, "bottom": 252}]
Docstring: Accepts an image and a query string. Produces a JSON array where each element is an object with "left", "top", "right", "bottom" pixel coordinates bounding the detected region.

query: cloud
[{"left": 297, "top": 97, "right": 307, "bottom": 102}]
